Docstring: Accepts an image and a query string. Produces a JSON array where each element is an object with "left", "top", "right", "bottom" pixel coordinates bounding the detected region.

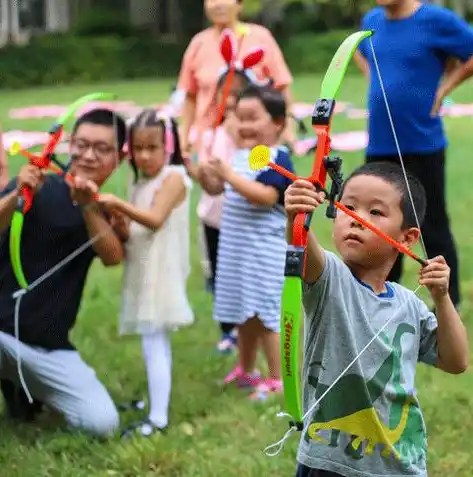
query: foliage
[
  {"left": 0, "top": 30, "right": 358, "bottom": 90},
  {"left": 0, "top": 34, "right": 187, "bottom": 90},
  {"left": 0, "top": 77, "right": 473, "bottom": 476},
  {"left": 70, "top": 6, "right": 134, "bottom": 38},
  {"left": 281, "top": 29, "right": 358, "bottom": 74}
]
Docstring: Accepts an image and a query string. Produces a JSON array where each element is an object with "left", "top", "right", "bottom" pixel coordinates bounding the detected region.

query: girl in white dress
[{"left": 97, "top": 108, "right": 194, "bottom": 437}]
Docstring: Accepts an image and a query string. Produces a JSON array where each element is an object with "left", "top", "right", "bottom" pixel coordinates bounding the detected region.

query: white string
[
  {"left": 12, "top": 226, "right": 113, "bottom": 403},
  {"left": 13, "top": 290, "right": 31, "bottom": 402},
  {"left": 263, "top": 286, "right": 422, "bottom": 456},
  {"left": 368, "top": 38, "right": 428, "bottom": 261}
]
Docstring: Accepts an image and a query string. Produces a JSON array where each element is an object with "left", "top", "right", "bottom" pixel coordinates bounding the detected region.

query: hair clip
[
  {"left": 155, "top": 112, "right": 175, "bottom": 157},
  {"left": 218, "top": 28, "right": 270, "bottom": 86}
]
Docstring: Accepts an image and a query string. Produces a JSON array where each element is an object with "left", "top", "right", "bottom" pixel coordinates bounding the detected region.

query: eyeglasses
[{"left": 70, "top": 137, "right": 117, "bottom": 158}]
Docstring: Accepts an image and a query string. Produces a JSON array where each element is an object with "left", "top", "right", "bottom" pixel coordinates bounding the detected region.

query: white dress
[{"left": 119, "top": 165, "right": 194, "bottom": 335}]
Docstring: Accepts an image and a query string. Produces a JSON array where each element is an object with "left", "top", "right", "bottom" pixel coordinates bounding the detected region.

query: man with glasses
[{"left": 0, "top": 108, "right": 127, "bottom": 437}]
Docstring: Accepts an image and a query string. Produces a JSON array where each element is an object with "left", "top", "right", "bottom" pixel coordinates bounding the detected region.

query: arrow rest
[
  {"left": 323, "top": 155, "right": 343, "bottom": 219},
  {"left": 312, "top": 98, "right": 336, "bottom": 126},
  {"left": 49, "top": 153, "right": 69, "bottom": 173}
]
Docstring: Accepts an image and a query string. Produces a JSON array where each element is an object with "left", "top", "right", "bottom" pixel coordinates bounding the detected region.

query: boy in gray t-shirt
[{"left": 284, "top": 162, "right": 468, "bottom": 477}]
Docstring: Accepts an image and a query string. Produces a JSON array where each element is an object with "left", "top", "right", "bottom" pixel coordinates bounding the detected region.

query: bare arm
[
  {"left": 435, "top": 295, "right": 469, "bottom": 374},
  {"left": 112, "top": 172, "right": 186, "bottom": 231},
  {"left": 180, "top": 94, "right": 197, "bottom": 155},
  {"left": 81, "top": 204, "right": 125, "bottom": 266},
  {"left": 0, "top": 189, "right": 19, "bottom": 233},
  {"left": 225, "top": 169, "right": 279, "bottom": 207},
  {"left": 198, "top": 166, "right": 225, "bottom": 196},
  {"left": 354, "top": 51, "right": 370, "bottom": 78},
  {"left": 286, "top": 217, "right": 326, "bottom": 284},
  {"left": 438, "top": 54, "right": 473, "bottom": 98},
  {"left": 279, "top": 85, "right": 297, "bottom": 144},
  {"left": 444, "top": 57, "right": 460, "bottom": 77},
  {"left": 109, "top": 210, "right": 130, "bottom": 242}
]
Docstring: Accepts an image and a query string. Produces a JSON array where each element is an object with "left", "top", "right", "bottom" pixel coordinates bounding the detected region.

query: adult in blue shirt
[
  {"left": 0, "top": 109, "right": 127, "bottom": 436},
  {"left": 355, "top": 0, "right": 473, "bottom": 310}
]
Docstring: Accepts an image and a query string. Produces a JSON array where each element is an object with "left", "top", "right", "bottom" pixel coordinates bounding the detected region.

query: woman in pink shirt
[
  {"left": 177, "top": 0, "right": 294, "bottom": 353},
  {"left": 178, "top": 0, "right": 294, "bottom": 154}
]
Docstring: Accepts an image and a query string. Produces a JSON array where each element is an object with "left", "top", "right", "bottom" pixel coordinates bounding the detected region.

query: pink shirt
[
  {"left": 197, "top": 125, "right": 236, "bottom": 229},
  {"left": 177, "top": 23, "right": 293, "bottom": 151}
]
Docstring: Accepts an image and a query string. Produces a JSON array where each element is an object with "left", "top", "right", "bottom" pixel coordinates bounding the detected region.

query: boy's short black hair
[
  {"left": 236, "top": 84, "right": 286, "bottom": 123},
  {"left": 72, "top": 108, "right": 127, "bottom": 150},
  {"left": 341, "top": 161, "right": 426, "bottom": 229}
]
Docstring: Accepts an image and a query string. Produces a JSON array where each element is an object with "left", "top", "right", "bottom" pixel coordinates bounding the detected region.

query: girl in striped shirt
[{"left": 201, "top": 84, "right": 294, "bottom": 400}]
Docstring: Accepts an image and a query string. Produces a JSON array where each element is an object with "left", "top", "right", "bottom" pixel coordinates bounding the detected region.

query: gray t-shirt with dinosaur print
[{"left": 297, "top": 250, "right": 438, "bottom": 477}]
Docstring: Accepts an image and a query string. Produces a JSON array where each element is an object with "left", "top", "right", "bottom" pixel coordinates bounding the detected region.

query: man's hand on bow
[
  {"left": 17, "top": 165, "right": 44, "bottom": 194},
  {"left": 70, "top": 176, "right": 99, "bottom": 206},
  {"left": 284, "top": 179, "right": 326, "bottom": 221}
]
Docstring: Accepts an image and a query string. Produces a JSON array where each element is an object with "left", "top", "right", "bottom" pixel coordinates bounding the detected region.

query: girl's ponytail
[{"left": 169, "top": 117, "right": 184, "bottom": 166}]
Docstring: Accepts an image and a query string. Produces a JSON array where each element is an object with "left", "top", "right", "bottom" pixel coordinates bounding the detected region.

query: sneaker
[
  {"left": 223, "top": 365, "right": 261, "bottom": 388},
  {"left": 216, "top": 330, "right": 237, "bottom": 354},
  {"left": 0, "top": 379, "right": 43, "bottom": 421},
  {"left": 120, "top": 418, "right": 167, "bottom": 439},
  {"left": 249, "top": 378, "right": 283, "bottom": 401}
]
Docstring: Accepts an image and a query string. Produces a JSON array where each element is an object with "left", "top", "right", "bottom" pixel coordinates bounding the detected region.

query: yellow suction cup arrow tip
[
  {"left": 9, "top": 142, "right": 22, "bottom": 156},
  {"left": 249, "top": 145, "right": 271, "bottom": 171}
]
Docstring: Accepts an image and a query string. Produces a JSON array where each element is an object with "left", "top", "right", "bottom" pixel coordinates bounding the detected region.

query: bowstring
[
  {"left": 264, "top": 36, "right": 430, "bottom": 456},
  {"left": 368, "top": 38, "right": 428, "bottom": 261},
  {"left": 12, "top": 106, "right": 124, "bottom": 404}
]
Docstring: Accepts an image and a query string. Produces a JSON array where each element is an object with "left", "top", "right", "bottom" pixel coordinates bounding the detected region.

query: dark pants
[
  {"left": 203, "top": 224, "right": 236, "bottom": 335},
  {"left": 366, "top": 149, "right": 460, "bottom": 307},
  {"left": 295, "top": 464, "right": 343, "bottom": 477}
]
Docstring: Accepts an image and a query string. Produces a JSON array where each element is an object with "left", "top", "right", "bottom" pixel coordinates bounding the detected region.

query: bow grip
[
  {"left": 284, "top": 245, "right": 305, "bottom": 278},
  {"left": 18, "top": 186, "right": 33, "bottom": 214}
]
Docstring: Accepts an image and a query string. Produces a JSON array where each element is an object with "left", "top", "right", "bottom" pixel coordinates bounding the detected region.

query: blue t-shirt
[{"left": 358, "top": 4, "right": 473, "bottom": 155}]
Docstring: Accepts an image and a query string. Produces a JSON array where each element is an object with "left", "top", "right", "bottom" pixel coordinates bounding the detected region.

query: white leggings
[{"left": 141, "top": 331, "right": 172, "bottom": 429}]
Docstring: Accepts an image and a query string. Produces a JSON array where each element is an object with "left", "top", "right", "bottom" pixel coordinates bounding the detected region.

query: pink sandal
[
  {"left": 224, "top": 365, "right": 261, "bottom": 388},
  {"left": 249, "top": 378, "right": 283, "bottom": 401}
]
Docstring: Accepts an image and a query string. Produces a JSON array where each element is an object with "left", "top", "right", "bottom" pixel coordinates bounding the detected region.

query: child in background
[
  {"left": 202, "top": 84, "right": 295, "bottom": 400},
  {"left": 196, "top": 70, "right": 248, "bottom": 354},
  {"left": 97, "top": 109, "right": 194, "bottom": 438},
  {"left": 284, "top": 162, "right": 468, "bottom": 477},
  {"left": 191, "top": 44, "right": 270, "bottom": 354}
]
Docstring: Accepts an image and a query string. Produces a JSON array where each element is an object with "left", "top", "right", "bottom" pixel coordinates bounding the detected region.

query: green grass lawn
[{"left": 0, "top": 74, "right": 472, "bottom": 476}]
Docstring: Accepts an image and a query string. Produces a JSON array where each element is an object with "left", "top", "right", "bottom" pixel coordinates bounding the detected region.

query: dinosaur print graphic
[
  {"left": 305, "top": 323, "right": 426, "bottom": 465},
  {"left": 307, "top": 395, "right": 414, "bottom": 460}
]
